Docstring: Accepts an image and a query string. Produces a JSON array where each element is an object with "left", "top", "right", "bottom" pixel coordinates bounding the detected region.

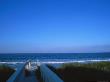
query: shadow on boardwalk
[{"left": 18, "top": 70, "right": 38, "bottom": 82}]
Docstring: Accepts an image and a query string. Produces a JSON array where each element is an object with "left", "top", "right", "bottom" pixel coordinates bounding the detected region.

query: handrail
[
  {"left": 40, "top": 65, "right": 64, "bottom": 82},
  {"left": 7, "top": 60, "right": 30, "bottom": 82}
]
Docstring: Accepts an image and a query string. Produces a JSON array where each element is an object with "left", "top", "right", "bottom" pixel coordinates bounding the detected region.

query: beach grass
[
  {"left": 48, "top": 62, "right": 110, "bottom": 82},
  {"left": 0, "top": 64, "right": 15, "bottom": 82},
  {"left": 61, "top": 61, "right": 110, "bottom": 72}
]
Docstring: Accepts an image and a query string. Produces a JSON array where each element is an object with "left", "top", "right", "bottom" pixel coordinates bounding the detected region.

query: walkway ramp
[
  {"left": 7, "top": 60, "right": 63, "bottom": 82},
  {"left": 7, "top": 60, "right": 39, "bottom": 82},
  {"left": 18, "top": 70, "right": 38, "bottom": 82}
]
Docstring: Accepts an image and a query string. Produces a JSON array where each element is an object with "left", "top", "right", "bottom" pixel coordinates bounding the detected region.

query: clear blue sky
[{"left": 0, "top": 0, "right": 110, "bottom": 53}]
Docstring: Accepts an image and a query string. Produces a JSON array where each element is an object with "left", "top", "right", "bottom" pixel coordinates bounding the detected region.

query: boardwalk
[
  {"left": 17, "top": 70, "right": 39, "bottom": 82},
  {"left": 7, "top": 61, "right": 39, "bottom": 82},
  {"left": 7, "top": 60, "right": 63, "bottom": 82}
]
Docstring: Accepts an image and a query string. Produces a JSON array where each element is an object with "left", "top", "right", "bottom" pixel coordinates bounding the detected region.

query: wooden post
[{"left": 25, "top": 61, "right": 31, "bottom": 70}]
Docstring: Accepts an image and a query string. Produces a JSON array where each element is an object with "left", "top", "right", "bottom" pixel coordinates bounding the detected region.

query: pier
[{"left": 7, "top": 60, "right": 64, "bottom": 82}]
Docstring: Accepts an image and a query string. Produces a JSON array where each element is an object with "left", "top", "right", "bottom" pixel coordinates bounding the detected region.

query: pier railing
[
  {"left": 7, "top": 60, "right": 31, "bottom": 82},
  {"left": 40, "top": 65, "right": 64, "bottom": 82}
]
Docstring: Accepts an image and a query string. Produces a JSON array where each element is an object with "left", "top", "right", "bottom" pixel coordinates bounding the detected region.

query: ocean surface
[
  {"left": 0, "top": 53, "right": 110, "bottom": 68},
  {"left": 0, "top": 53, "right": 110, "bottom": 63}
]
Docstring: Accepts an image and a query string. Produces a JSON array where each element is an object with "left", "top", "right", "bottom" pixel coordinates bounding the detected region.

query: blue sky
[{"left": 0, "top": 0, "right": 110, "bottom": 53}]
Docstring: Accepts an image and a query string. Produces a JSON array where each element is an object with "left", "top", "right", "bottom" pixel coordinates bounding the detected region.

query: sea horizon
[{"left": 0, "top": 53, "right": 110, "bottom": 62}]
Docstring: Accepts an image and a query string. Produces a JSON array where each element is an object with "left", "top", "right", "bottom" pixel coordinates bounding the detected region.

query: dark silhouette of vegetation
[
  {"left": 48, "top": 62, "right": 110, "bottom": 82},
  {"left": 0, "top": 64, "right": 15, "bottom": 82}
]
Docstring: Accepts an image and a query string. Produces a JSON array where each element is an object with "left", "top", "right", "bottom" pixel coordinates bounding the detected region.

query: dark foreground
[
  {"left": 48, "top": 62, "right": 110, "bottom": 82},
  {"left": 0, "top": 64, "right": 15, "bottom": 82}
]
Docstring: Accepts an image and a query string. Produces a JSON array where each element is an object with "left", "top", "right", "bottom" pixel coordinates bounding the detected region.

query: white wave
[
  {"left": 87, "top": 59, "right": 110, "bottom": 62},
  {"left": 0, "top": 62, "right": 25, "bottom": 64},
  {"left": 0, "top": 59, "right": 110, "bottom": 65}
]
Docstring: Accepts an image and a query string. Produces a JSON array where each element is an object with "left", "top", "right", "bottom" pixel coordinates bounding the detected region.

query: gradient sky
[{"left": 0, "top": 0, "right": 110, "bottom": 53}]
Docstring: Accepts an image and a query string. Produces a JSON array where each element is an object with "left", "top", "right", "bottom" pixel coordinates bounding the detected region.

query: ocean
[
  {"left": 0, "top": 53, "right": 110, "bottom": 68},
  {"left": 0, "top": 53, "right": 110, "bottom": 63}
]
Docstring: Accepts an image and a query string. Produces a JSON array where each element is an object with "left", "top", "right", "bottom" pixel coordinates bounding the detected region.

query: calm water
[{"left": 0, "top": 53, "right": 110, "bottom": 63}]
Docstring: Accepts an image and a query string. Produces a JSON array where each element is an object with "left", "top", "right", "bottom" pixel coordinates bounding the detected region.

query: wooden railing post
[
  {"left": 40, "top": 65, "right": 64, "bottom": 82},
  {"left": 25, "top": 60, "right": 31, "bottom": 70}
]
